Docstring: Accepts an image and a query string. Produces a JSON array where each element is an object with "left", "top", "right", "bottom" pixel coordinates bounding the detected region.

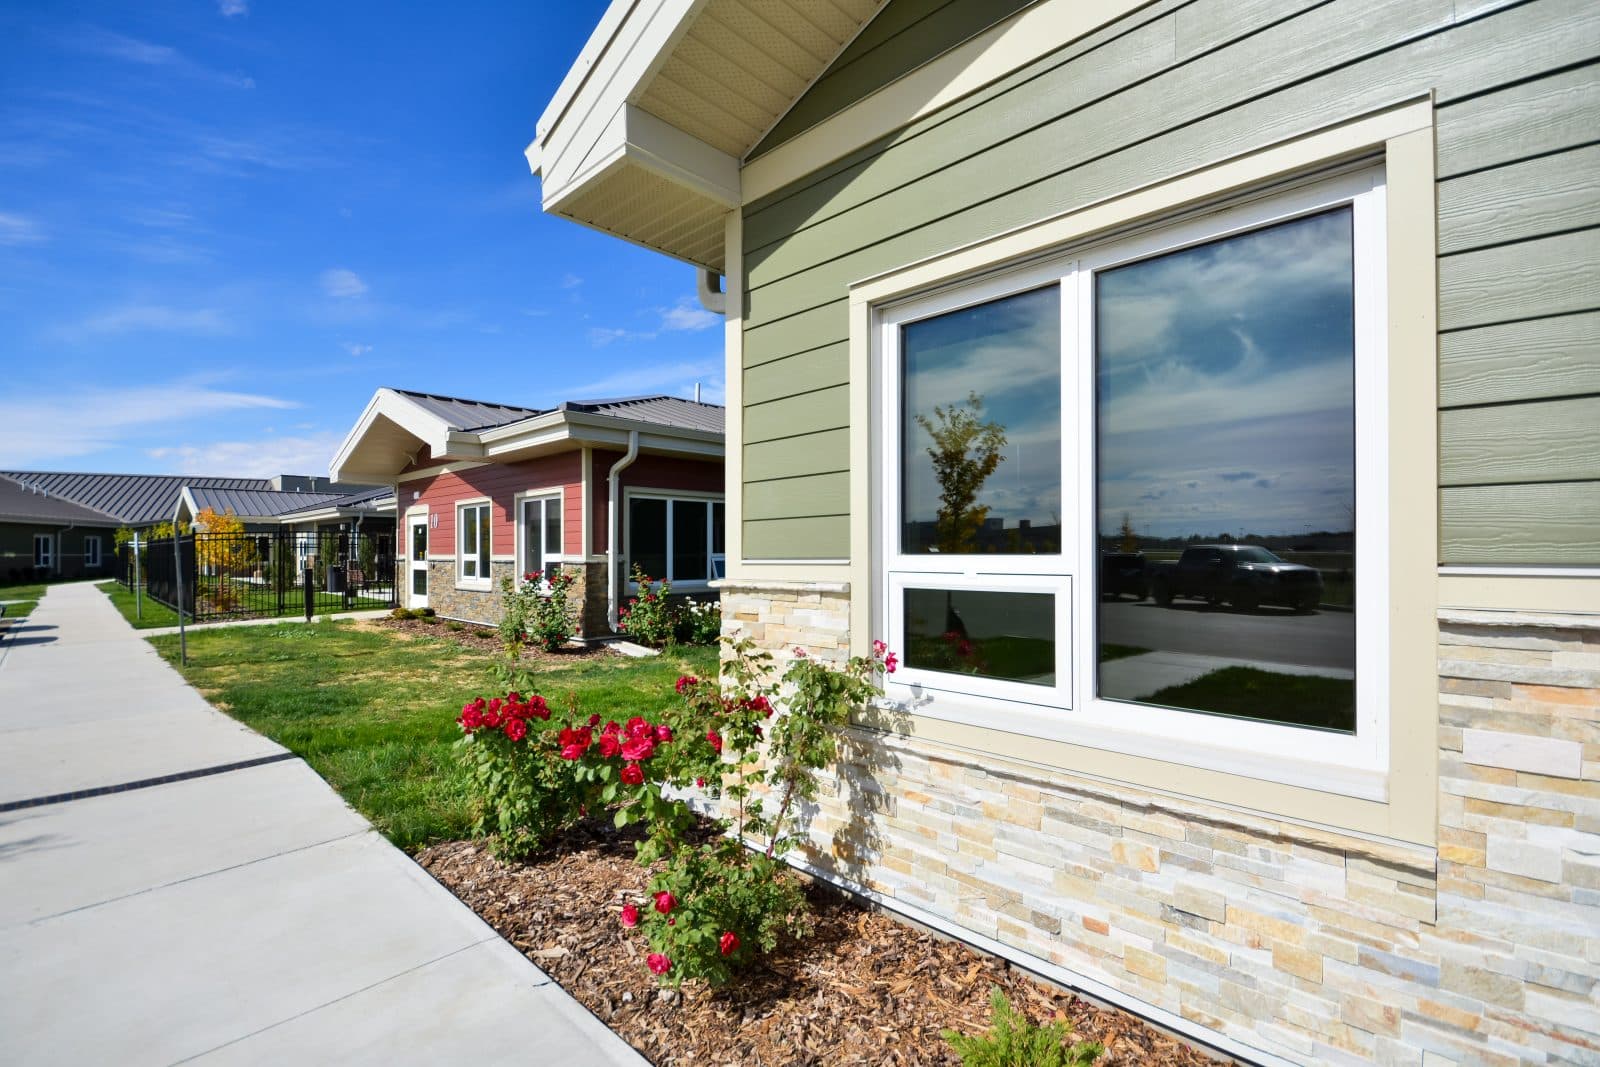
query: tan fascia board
[
  {"left": 532, "top": 0, "right": 703, "bottom": 193},
  {"left": 329, "top": 387, "right": 454, "bottom": 483},
  {"left": 541, "top": 104, "right": 738, "bottom": 230},
  {"left": 478, "top": 408, "right": 723, "bottom": 461}
]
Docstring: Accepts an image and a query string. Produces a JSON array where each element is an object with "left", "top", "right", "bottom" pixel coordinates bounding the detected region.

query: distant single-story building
[
  {"left": 330, "top": 387, "right": 723, "bottom": 635},
  {"left": 527, "top": 2, "right": 1599, "bottom": 1065},
  {"left": 0, "top": 475, "right": 121, "bottom": 581}
]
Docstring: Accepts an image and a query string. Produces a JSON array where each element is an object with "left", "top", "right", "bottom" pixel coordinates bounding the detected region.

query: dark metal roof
[
  {"left": 562, "top": 395, "right": 724, "bottom": 434},
  {"left": 187, "top": 486, "right": 352, "bottom": 520},
  {"left": 0, "top": 471, "right": 274, "bottom": 525},
  {"left": 0, "top": 475, "right": 123, "bottom": 527},
  {"left": 390, "top": 388, "right": 723, "bottom": 435},
  {"left": 276, "top": 484, "right": 394, "bottom": 517},
  {"left": 393, "top": 389, "right": 549, "bottom": 432}
]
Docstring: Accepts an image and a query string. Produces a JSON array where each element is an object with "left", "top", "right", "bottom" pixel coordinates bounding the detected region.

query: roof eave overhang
[
  {"left": 528, "top": 0, "right": 739, "bottom": 271},
  {"left": 480, "top": 409, "right": 724, "bottom": 461},
  {"left": 331, "top": 388, "right": 483, "bottom": 485}
]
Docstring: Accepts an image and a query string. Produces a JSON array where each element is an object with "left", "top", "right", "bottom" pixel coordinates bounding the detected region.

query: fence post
[
  {"left": 174, "top": 535, "right": 187, "bottom": 666},
  {"left": 132, "top": 533, "right": 143, "bottom": 621},
  {"left": 277, "top": 531, "right": 287, "bottom": 618},
  {"left": 304, "top": 567, "right": 314, "bottom": 621}
]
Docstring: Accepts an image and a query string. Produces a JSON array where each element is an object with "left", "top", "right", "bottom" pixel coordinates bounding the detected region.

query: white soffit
[{"left": 529, "top": 0, "right": 885, "bottom": 270}]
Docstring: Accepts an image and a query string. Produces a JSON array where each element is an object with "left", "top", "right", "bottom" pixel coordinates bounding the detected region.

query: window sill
[
  {"left": 455, "top": 580, "right": 493, "bottom": 593},
  {"left": 873, "top": 693, "right": 1389, "bottom": 803}
]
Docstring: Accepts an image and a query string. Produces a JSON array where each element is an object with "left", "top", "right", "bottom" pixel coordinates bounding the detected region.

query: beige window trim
[{"left": 845, "top": 97, "right": 1439, "bottom": 846}]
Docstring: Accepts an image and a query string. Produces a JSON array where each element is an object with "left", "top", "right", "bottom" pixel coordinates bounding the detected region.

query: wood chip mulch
[
  {"left": 368, "top": 616, "right": 607, "bottom": 663},
  {"left": 417, "top": 829, "right": 1223, "bottom": 1066}
]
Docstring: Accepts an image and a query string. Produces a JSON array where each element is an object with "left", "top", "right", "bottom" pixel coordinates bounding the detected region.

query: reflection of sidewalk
[{"left": 1100, "top": 650, "right": 1354, "bottom": 701}]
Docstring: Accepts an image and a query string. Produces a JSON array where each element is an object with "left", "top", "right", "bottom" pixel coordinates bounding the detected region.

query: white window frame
[
  {"left": 875, "top": 166, "right": 1389, "bottom": 792},
  {"left": 514, "top": 488, "right": 565, "bottom": 590},
  {"left": 33, "top": 533, "right": 52, "bottom": 570},
  {"left": 84, "top": 535, "right": 102, "bottom": 569},
  {"left": 456, "top": 499, "right": 492, "bottom": 589},
  {"left": 623, "top": 488, "right": 724, "bottom": 590}
]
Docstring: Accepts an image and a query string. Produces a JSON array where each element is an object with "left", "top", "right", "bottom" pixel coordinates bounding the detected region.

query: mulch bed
[
  {"left": 418, "top": 828, "right": 1221, "bottom": 1066},
  {"left": 368, "top": 616, "right": 608, "bottom": 664}
]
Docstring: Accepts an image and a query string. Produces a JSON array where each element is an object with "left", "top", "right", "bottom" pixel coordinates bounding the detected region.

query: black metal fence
[{"left": 119, "top": 528, "right": 396, "bottom": 622}]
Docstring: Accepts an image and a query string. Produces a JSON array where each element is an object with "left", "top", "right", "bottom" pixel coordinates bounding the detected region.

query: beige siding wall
[{"left": 738, "top": 0, "right": 1600, "bottom": 564}]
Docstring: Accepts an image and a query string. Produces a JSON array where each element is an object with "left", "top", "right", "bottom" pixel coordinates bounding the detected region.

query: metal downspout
[{"left": 606, "top": 430, "right": 640, "bottom": 632}]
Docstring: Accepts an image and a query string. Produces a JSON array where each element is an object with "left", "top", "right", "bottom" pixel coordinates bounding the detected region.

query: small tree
[
  {"left": 1117, "top": 512, "right": 1139, "bottom": 553},
  {"left": 914, "top": 392, "right": 1007, "bottom": 553},
  {"left": 194, "top": 507, "right": 254, "bottom": 573}
]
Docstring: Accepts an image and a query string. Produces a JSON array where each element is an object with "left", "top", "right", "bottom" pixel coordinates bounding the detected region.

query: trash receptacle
[{"left": 325, "top": 565, "right": 346, "bottom": 594}]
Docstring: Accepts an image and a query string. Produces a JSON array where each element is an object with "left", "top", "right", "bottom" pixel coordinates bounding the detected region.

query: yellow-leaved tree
[{"left": 194, "top": 507, "right": 255, "bottom": 574}]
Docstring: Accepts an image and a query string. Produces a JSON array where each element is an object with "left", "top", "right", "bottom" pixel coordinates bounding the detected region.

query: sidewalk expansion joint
[{"left": 0, "top": 752, "right": 298, "bottom": 812}]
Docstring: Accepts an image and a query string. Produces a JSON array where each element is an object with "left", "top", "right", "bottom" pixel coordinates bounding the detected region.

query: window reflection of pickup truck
[{"left": 1147, "top": 545, "right": 1323, "bottom": 612}]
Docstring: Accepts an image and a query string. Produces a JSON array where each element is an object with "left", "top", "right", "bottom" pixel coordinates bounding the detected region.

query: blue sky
[{"left": 0, "top": 1, "right": 725, "bottom": 478}]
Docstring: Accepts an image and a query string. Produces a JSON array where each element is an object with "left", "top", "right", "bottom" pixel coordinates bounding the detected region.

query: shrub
[
  {"left": 679, "top": 598, "right": 722, "bottom": 645},
  {"left": 391, "top": 607, "right": 415, "bottom": 620},
  {"left": 447, "top": 621, "right": 465, "bottom": 633},
  {"left": 455, "top": 692, "right": 596, "bottom": 860},
  {"left": 452, "top": 634, "right": 898, "bottom": 986},
  {"left": 419, "top": 607, "right": 436, "bottom": 618},
  {"left": 942, "top": 988, "right": 1103, "bottom": 1067},
  {"left": 617, "top": 567, "right": 681, "bottom": 647},
  {"left": 499, "top": 570, "right": 580, "bottom": 654}
]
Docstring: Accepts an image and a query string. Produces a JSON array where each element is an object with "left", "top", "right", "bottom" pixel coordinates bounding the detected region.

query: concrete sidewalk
[{"left": 0, "top": 582, "right": 645, "bottom": 1066}]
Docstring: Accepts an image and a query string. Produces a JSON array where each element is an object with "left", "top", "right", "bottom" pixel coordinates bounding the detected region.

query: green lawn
[
  {"left": 149, "top": 620, "right": 718, "bottom": 852},
  {"left": 1145, "top": 666, "right": 1355, "bottom": 732},
  {"left": 99, "top": 581, "right": 183, "bottom": 628}
]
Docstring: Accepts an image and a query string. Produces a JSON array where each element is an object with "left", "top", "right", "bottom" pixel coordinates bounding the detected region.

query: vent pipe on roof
[{"left": 696, "top": 269, "right": 725, "bottom": 316}]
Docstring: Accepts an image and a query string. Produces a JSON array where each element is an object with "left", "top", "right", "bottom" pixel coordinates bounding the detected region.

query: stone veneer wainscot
[{"left": 720, "top": 579, "right": 1600, "bottom": 1066}]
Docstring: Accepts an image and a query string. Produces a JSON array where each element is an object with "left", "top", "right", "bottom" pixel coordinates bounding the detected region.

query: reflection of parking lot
[{"left": 1099, "top": 599, "right": 1355, "bottom": 671}]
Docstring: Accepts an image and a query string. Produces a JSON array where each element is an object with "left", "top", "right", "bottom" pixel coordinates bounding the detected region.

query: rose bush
[
  {"left": 454, "top": 633, "right": 897, "bottom": 986},
  {"left": 617, "top": 567, "right": 681, "bottom": 647},
  {"left": 498, "top": 569, "right": 580, "bottom": 654}
]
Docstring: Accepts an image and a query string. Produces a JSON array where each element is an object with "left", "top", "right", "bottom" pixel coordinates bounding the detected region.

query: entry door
[{"left": 409, "top": 517, "right": 429, "bottom": 609}]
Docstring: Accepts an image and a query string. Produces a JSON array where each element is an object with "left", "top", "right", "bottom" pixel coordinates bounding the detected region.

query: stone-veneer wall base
[
  {"left": 428, "top": 560, "right": 614, "bottom": 637},
  {"left": 719, "top": 580, "right": 1600, "bottom": 1067}
]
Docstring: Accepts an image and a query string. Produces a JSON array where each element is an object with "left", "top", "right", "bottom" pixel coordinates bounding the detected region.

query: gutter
[{"left": 606, "top": 430, "right": 640, "bottom": 632}]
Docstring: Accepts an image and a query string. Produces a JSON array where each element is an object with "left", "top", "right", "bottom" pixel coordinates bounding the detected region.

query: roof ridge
[{"left": 390, "top": 387, "right": 545, "bottom": 413}]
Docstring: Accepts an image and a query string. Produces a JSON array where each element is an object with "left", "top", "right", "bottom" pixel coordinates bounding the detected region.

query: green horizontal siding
[
  {"left": 744, "top": 428, "right": 850, "bottom": 482},
  {"left": 750, "top": 0, "right": 1035, "bottom": 159},
  {"left": 1440, "top": 312, "right": 1600, "bottom": 408},
  {"left": 1442, "top": 483, "right": 1600, "bottom": 565},
  {"left": 1437, "top": 144, "right": 1600, "bottom": 254},
  {"left": 745, "top": 472, "right": 851, "bottom": 521},
  {"left": 740, "top": 0, "right": 1600, "bottom": 563},
  {"left": 744, "top": 516, "right": 851, "bottom": 560},
  {"left": 1441, "top": 397, "right": 1600, "bottom": 487}
]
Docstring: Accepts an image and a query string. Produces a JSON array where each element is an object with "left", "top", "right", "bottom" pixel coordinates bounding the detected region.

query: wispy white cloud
[
  {"left": 559, "top": 273, "right": 582, "bottom": 289},
  {"left": 148, "top": 431, "right": 344, "bottom": 478},
  {"left": 65, "top": 28, "right": 255, "bottom": 90},
  {"left": 587, "top": 326, "right": 651, "bottom": 347},
  {"left": 0, "top": 211, "right": 46, "bottom": 246},
  {"left": 59, "top": 303, "right": 232, "bottom": 339},
  {"left": 342, "top": 341, "right": 372, "bottom": 357},
  {"left": 216, "top": 0, "right": 249, "bottom": 17},
  {"left": 320, "top": 268, "right": 367, "bottom": 298},
  {"left": 0, "top": 382, "right": 297, "bottom": 467},
  {"left": 659, "top": 298, "right": 720, "bottom": 332}
]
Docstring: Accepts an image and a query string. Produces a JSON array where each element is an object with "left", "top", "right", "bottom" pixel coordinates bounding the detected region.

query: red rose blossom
[
  {"left": 654, "top": 724, "right": 673, "bottom": 743},
  {"left": 675, "top": 675, "right": 699, "bottom": 694},
  {"left": 653, "top": 891, "right": 676, "bottom": 914},
  {"left": 706, "top": 729, "right": 722, "bottom": 754},
  {"left": 884, "top": 651, "right": 899, "bottom": 673},
  {"left": 588, "top": 713, "right": 601, "bottom": 727},
  {"left": 598, "top": 734, "right": 621, "bottom": 758},
  {"left": 620, "top": 762, "right": 644, "bottom": 786},
  {"left": 620, "top": 735, "right": 655, "bottom": 762},
  {"left": 504, "top": 718, "right": 527, "bottom": 742},
  {"left": 624, "top": 716, "right": 650, "bottom": 740},
  {"left": 620, "top": 903, "right": 640, "bottom": 928},
  {"left": 719, "top": 931, "right": 739, "bottom": 956},
  {"left": 695, "top": 777, "right": 706, "bottom": 788},
  {"left": 559, "top": 743, "right": 584, "bottom": 760},
  {"left": 527, "top": 695, "right": 550, "bottom": 721},
  {"left": 646, "top": 953, "right": 671, "bottom": 976},
  {"left": 482, "top": 707, "right": 502, "bottom": 729},
  {"left": 601, "top": 719, "right": 621, "bottom": 736}
]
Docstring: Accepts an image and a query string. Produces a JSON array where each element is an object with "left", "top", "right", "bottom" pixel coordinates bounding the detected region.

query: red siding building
[{"left": 333, "top": 388, "right": 723, "bottom": 635}]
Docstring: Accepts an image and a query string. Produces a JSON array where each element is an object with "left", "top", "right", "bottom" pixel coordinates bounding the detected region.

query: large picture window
[
  {"left": 457, "top": 501, "right": 491, "bottom": 584},
  {"left": 878, "top": 167, "right": 1386, "bottom": 775},
  {"left": 627, "top": 493, "right": 723, "bottom": 586}
]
